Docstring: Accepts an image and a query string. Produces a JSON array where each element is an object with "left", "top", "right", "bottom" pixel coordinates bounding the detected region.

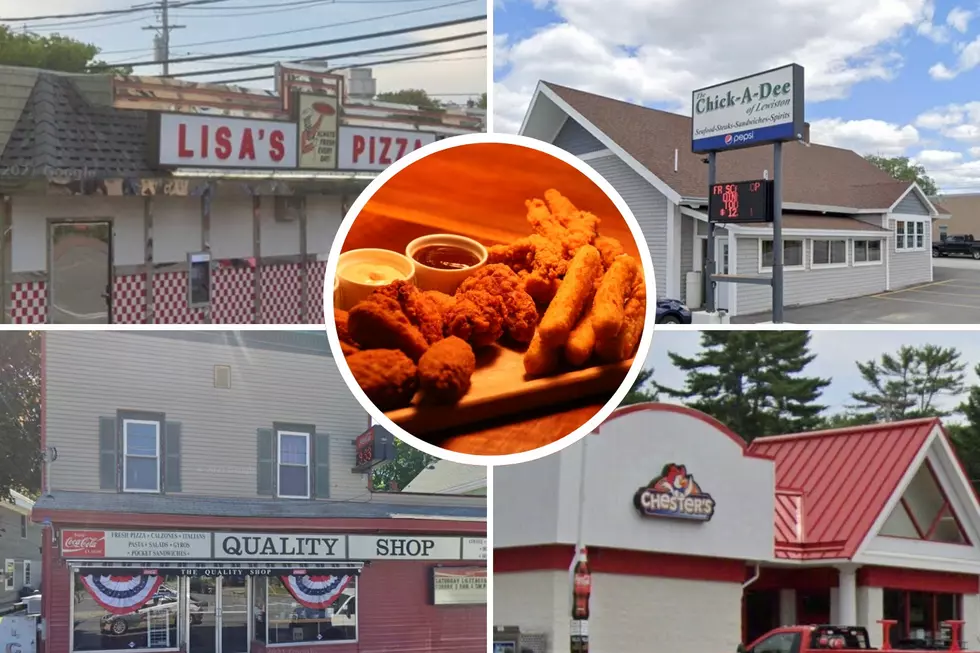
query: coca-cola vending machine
[{"left": 570, "top": 547, "right": 590, "bottom": 653}]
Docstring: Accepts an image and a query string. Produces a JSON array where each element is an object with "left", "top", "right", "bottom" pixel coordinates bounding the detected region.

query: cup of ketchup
[{"left": 406, "top": 234, "right": 488, "bottom": 295}]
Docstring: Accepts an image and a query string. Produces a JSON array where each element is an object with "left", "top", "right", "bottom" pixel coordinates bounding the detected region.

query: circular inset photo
[{"left": 325, "top": 133, "right": 656, "bottom": 464}]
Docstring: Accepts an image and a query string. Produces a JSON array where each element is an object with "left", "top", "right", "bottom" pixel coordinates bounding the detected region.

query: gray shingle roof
[
  {"left": 0, "top": 72, "right": 152, "bottom": 180},
  {"left": 33, "top": 490, "right": 486, "bottom": 520}
]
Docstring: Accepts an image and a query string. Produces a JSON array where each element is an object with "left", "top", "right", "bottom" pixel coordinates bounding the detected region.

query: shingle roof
[
  {"left": 544, "top": 82, "right": 914, "bottom": 210},
  {"left": 33, "top": 490, "right": 486, "bottom": 520},
  {"left": 747, "top": 418, "right": 937, "bottom": 560},
  {"left": 0, "top": 72, "right": 152, "bottom": 181}
]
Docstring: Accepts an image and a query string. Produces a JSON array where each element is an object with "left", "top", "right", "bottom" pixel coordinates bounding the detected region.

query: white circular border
[{"left": 324, "top": 132, "right": 657, "bottom": 467}]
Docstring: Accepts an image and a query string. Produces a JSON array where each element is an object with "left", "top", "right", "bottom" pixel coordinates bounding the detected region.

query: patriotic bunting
[
  {"left": 280, "top": 574, "right": 351, "bottom": 609},
  {"left": 81, "top": 574, "right": 165, "bottom": 615}
]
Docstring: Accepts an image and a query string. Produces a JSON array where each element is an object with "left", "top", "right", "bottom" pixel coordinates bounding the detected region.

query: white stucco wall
[{"left": 495, "top": 570, "right": 743, "bottom": 653}]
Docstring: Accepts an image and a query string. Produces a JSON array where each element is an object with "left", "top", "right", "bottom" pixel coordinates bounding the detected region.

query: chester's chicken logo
[{"left": 633, "top": 463, "right": 716, "bottom": 521}]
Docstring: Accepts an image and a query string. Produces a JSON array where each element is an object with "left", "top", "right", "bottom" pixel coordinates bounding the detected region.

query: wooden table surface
[{"left": 341, "top": 142, "right": 638, "bottom": 457}]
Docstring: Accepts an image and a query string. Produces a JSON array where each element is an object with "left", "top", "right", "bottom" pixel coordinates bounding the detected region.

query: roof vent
[{"left": 214, "top": 365, "right": 232, "bottom": 389}]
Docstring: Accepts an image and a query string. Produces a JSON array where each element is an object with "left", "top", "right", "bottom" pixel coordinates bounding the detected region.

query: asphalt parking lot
[{"left": 735, "top": 258, "right": 980, "bottom": 324}]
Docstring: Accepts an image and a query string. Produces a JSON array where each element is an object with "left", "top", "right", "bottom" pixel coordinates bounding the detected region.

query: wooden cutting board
[{"left": 385, "top": 345, "right": 633, "bottom": 436}]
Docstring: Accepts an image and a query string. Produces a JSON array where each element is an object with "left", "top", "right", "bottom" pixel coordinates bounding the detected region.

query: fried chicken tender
[
  {"left": 594, "top": 236, "right": 626, "bottom": 270},
  {"left": 537, "top": 245, "right": 603, "bottom": 348},
  {"left": 542, "top": 189, "right": 600, "bottom": 254},
  {"left": 596, "top": 272, "right": 647, "bottom": 363},
  {"left": 346, "top": 349, "right": 419, "bottom": 411},
  {"left": 565, "top": 313, "right": 596, "bottom": 367},
  {"left": 340, "top": 341, "right": 359, "bottom": 357},
  {"left": 348, "top": 295, "right": 429, "bottom": 362},
  {"left": 591, "top": 255, "right": 640, "bottom": 342},
  {"left": 524, "top": 331, "right": 562, "bottom": 377},
  {"left": 334, "top": 309, "right": 355, "bottom": 346},
  {"left": 418, "top": 336, "right": 476, "bottom": 403},
  {"left": 371, "top": 280, "right": 444, "bottom": 345},
  {"left": 458, "top": 264, "right": 538, "bottom": 343},
  {"left": 444, "top": 290, "right": 505, "bottom": 348}
]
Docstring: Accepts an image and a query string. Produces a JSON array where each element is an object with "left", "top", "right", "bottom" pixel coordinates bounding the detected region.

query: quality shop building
[
  {"left": 0, "top": 63, "right": 484, "bottom": 324},
  {"left": 32, "top": 331, "right": 487, "bottom": 653},
  {"left": 519, "top": 80, "right": 950, "bottom": 317},
  {"left": 495, "top": 403, "right": 980, "bottom": 652}
]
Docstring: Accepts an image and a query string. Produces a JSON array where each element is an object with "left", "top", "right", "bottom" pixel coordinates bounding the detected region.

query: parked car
[
  {"left": 933, "top": 234, "right": 980, "bottom": 259},
  {"left": 101, "top": 585, "right": 205, "bottom": 635},
  {"left": 656, "top": 298, "right": 692, "bottom": 324}
]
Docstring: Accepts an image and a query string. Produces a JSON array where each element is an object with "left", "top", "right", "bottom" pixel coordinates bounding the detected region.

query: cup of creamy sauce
[
  {"left": 335, "top": 248, "right": 416, "bottom": 310},
  {"left": 406, "top": 234, "right": 488, "bottom": 295}
]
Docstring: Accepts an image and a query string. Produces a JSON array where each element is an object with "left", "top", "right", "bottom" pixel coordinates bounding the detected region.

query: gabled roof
[
  {"left": 538, "top": 82, "right": 923, "bottom": 212},
  {"left": 0, "top": 71, "right": 152, "bottom": 183},
  {"left": 748, "top": 418, "right": 938, "bottom": 560}
]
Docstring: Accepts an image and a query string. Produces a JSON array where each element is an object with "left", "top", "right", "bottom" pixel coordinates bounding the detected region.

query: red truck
[{"left": 738, "top": 620, "right": 979, "bottom": 652}]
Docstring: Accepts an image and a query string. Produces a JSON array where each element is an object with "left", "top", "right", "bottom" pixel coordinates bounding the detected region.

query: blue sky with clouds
[
  {"left": 647, "top": 330, "right": 980, "bottom": 421},
  {"left": 0, "top": 0, "right": 486, "bottom": 101},
  {"left": 494, "top": 0, "right": 980, "bottom": 191}
]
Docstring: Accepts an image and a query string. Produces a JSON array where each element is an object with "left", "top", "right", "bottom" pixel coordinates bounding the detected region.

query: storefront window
[
  {"left": 880, "top": 465, "right": 968, "bottom": 544},
  {"left": 883, "top": 589, "right": 960, "bottom": 647},
  {"left": 257, "top": 574, "right": 358, "bottom": 644},
  {"left": 72, "top": 572, "right": 181, "bottom": 651},
  {"left": 253, "top": 576, "right": 267, "bottom": 643}
]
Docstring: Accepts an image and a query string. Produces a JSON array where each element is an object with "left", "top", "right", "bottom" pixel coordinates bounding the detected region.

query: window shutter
[
  {"left": 313, "top": 433, "right": 330, "bottom": 498},
  {"left": 99, "top": 417, "right": 118, "bottom": 491},
  {"left": 164, "top": 421, "right": 182, "bottom": 493},
  {"left": 257, "top": 428, "right": 275, "bottom": 496}
]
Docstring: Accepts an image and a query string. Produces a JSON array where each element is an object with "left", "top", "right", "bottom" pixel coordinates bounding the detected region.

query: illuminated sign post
[{"left": 692, "top": 64, "right": 805, "bottom": 323}]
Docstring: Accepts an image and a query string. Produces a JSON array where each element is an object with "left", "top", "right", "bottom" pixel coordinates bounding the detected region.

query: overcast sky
[{"left": 646, "top": 330, "right": 980, "bottom": 420}]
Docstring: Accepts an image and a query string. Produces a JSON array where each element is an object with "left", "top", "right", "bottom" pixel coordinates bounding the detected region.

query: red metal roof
[{"left": 748, "top": 418, "right": 939, "bottom": 560}]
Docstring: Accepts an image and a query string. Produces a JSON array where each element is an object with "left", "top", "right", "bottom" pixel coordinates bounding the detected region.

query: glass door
[
  {"left": 716, "top": 240, "right": 730, "bottom": 311},
  {"left": 188, "top": 577, "right": 218, "bottom": 653},
  {"left": 48, "top": 221, "right": 112, "bottom": 323},
  {"left": 220, "top": 576, "right": 250, "bottom": 653}
]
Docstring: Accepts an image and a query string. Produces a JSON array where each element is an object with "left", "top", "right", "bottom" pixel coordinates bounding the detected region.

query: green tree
[
  {"left": 371, "top": 438, "right": 436, "bottom": 492},
  {"left": 947, "top": 364, "right": 980, "bottom": 490},
  {"left": 621, "top": 368, "right": 659, "bottom": 406},
  {"left": 375, "top": 88, "right": 441, "bottom": 111},
  {"left": 0, "top": 332, "right": 41, "bottom": 501},
  {"left": 477, "top": 92, "right": 487, "bottom": 109},
  {"left": 820, "top": 411, "right": 880, "bottom": 429},
  {"left": 0, "top": 26, "right": 129, "bottom": 73},
  {"left": 850, "top": 345, "right": 965, "bottom": 421},
  {"left": 865, "top": 155, "right": 939, "bottom": 196},
  {"left": 654, "top": 331, "right": 830, "bottom": 442}
]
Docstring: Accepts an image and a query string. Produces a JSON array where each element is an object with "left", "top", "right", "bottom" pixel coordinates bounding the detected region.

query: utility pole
[{"left": 141, "top": 0, "right": 185, "bottom": 75}]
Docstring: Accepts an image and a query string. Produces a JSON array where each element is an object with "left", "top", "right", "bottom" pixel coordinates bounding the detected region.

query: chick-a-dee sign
[{"left": 151, "top": 107, "right": 434, "bottom": 172}]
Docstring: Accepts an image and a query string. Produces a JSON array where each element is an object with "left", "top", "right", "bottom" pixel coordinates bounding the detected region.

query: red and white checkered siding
[
  {"left": 308, "top": 260, "right": 327, "bottom": 324},
  {"left": 259, "top": 263, "right": 302, "bottom": 323},
  {"left": 152, "top": 271, "right": 205, "bottom": 324},
  {"left": 212, "top": 266, "right": 255, "bottom": 324},
  {"left": 9, "top": 281, "right": 47, "bottom": 324},
  {"left": 113, "top": 274, "right": 147, "bottom": 324}
]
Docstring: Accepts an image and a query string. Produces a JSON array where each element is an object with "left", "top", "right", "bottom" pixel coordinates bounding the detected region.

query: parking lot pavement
[{"left": 734, "top": 258, "right": 980, "bottom": 324}]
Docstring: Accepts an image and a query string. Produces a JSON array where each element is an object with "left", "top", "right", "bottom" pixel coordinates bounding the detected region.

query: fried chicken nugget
[
  {"left": 418, "top": 336, "right": 476, "bottom": 403},
  {"left": 371, "top": 280, "right": 444, "bottom": 345},
  {"left": 348, "top": 295, "right": 429, "bottom": 362},
  {"left": 334, "top": 309, "right": 355, "bottom": 346},
  {"left": 487, "top": 235, "right": 567, "bottom": 305},
  {"left": 340, "top": 341, "right": 359, "bottom": 357},
  {"left": 596, "top": 272, "right": 647, "bottom": 363},
  {"left": 524, "top": 331, "right": 562, "bottom": 378},
  {"left": 444, "top": 290, "right": 505, "bottom": 348},
  {"left": 346, "top": 349, "right": 418, "bottom": 411},
  {"left": 591, "top": 255, "right": 639, "bottom": 342},
  {"left": 458, "top": 264, "right": 538, "bottom": 343},
  {"left": 422, "top": 290, "right": 456, "bottom": 318},
  {"left": 537, "top": 245, "right": 603, "bottom": 348},
  {"left": 594, "top": 236, "right": 625, "bottom": 270}
]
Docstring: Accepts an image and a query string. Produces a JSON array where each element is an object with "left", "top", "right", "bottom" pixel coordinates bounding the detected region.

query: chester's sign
[{"left": 633, "top": 464, "right": 716, "bottom": 522}]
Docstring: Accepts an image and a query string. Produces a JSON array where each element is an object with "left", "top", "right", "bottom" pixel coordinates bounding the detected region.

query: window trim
[
  {"left": 809, "top": 238, "right": 849, "bottom": 269},
  {"left": 23, "top": 560, "right": 31, "bottom": 587},
  {"left": 852, "top": 239, "right": 884, "bottom": 267},
  {"left": 758, "top": 238, "right": 806, "bottom": 273},
  {"left": 895, "top": 218, "right": 927, "bottom": 252},
  {"left": 122, "top": 418, "right": 161, "bottom": 494},
  {"left": 20, "top": 515, "right": 27, "bottom": 538},
  {"left": 261, "top": 575, "right": 359, "bottom": 646},
  {"left": 4, "top": 559, "right": 13, "bottom": 590},
  {"left": 276, "top": 430, "right": 311, "bottom": 500}
]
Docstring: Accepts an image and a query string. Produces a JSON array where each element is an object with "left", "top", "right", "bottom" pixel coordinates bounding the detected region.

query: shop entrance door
[
  {"left": 715, "top": 239, "right": 731, "bottom": 311},
  {"left": 48, "top": 221, "right": 112, "bottom": 323},
  {"left": 188, "top": 576, "right": 249, "bottom": 653}
]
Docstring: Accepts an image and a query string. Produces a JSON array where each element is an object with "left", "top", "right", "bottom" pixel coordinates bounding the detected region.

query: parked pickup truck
[
  {"left": 933, "top": 235, "right": 980, "bottom": 259},
  {"left": 737, "top": 620, "right": 977, "bottom": 652}
]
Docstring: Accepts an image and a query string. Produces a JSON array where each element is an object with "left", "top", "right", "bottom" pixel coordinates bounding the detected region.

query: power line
[
  {"left": 162, "top": 29, "right": 483, "bottom": 77},
  {"left": 105, "top": 13, "right": 485, "bottom": 68},
  {"left": 97, "top": 0, "right": 477, "bottom": 54},
  {"left": 143, "top": 0, "right": 185, "bottom": 75},
  {"left": 0, "top": 0, "right": 233, "bottom": 23},
  {"left": 210, "top": 45, "right": 485, "bottom": 83}
]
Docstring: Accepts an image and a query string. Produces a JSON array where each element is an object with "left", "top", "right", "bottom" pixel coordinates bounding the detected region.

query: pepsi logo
[{"left": 724, "top": 134, "right": 733, "bottom": 145}]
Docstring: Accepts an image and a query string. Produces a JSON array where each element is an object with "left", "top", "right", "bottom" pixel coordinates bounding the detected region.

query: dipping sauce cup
[
  {"left": 335, "top": 248, "right": 416, "bottom": 310},
  {"left": 406, "top": 234, "right": 488, "bottom": 295}
]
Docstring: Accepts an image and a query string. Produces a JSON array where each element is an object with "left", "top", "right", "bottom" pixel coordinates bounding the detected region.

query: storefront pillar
[
  {"left": 201, "top": 188, "right": 212, "bottom": 324},
  {"left": 964, "top": 593, "right": 980, "bottom": 648},
  {"left": 298, "top": 196, "right": 308, "bottom": 322},
  {"left": 778, "top": 589, "right": 796, "bottom": 625},
  {"left": 1, "top": 194, "right": 10, "bottom": 323},
  {"left": 143, "top": 196, "right": 154, "bottom": 324},
  {"left": 251, "top": 195, "right": 261, "bottom": 324},
  {"left": 856, "top": 586, "right": 884, "bottom": 648},
  {"left": 836, "top": 565, "right": 859, "bottom": 626}
]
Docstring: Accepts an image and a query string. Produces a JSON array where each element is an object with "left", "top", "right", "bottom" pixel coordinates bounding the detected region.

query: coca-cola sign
[{"left": 61, "top": 530, "right": 106, "bottom": 557}]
